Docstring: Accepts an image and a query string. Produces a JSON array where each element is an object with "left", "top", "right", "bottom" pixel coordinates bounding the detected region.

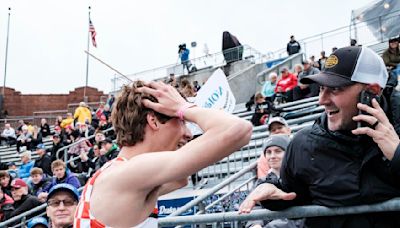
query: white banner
[{"left": 194, "top": 69, "right": 236, "bottom": 113}]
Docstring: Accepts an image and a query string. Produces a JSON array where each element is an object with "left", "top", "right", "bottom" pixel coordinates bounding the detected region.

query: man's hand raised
[{"left": 239, "top": 183, "right": 296, "bottom": 214}]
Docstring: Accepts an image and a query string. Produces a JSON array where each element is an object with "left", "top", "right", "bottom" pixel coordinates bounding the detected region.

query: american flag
[{"left": 89, "top": 19, "right": 97, "bottom": 48}]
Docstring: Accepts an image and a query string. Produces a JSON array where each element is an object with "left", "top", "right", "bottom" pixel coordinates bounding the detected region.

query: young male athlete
[{"left": 74, "top": 81, "right": 253, "bottom": 227}]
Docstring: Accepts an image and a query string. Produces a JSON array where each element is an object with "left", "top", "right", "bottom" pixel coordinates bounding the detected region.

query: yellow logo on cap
[{"left": 325, "top": 55, "right": 338, "bottom": 68}]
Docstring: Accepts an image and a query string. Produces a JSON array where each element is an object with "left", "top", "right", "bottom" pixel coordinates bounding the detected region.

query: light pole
[{"left": 3, "top": 7, "right": 11, "bottom": 97}]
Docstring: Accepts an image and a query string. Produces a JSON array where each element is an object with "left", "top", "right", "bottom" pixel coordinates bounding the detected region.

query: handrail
[
  {"left": 170, "top": 162, "right": 257, "bottom": 216},
  {"left": 159, "top": 198, "right": 400, "bottom": 226},
  {"left": 55, "top": 126, "right": 114, "bottom": 162}
]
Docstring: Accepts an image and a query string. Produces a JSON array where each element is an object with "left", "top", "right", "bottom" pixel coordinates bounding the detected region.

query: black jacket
[
  {"left": 261, "top": 113, "right": 400, "bottom": 227},
  {"left": 34, "top": 154, "right": 53, "bottom": 176},
  {"left": 287, "top": 40, "right": 301, "bottom": 55},
  {"left": 10, "top": 194, "right": 42, "bottom": 219},
  {"left": 48, "top": 141, "right": 65, "bottom": 161}
]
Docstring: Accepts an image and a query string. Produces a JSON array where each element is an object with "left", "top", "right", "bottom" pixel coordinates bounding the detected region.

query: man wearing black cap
[
  {"left": 249, "top": 46, "right": 400, "bottom": 227},
  {"left": 98, "top": 137, "right": 119, "bottom": 167}
]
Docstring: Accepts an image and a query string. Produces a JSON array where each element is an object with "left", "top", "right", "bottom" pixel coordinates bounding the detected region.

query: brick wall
[{"left": 1, "top": 86, "right": 107, "bottom": 117}]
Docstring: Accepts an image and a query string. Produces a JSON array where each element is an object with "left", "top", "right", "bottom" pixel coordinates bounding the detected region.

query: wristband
[{"left": 176, "top": 103, "right": 197, "bottom": 121}]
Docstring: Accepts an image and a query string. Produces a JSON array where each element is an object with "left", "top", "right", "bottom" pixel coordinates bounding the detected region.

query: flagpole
[
  {"left": 84, "top": 6, "right": 91, "bottom": 102},
  {"left": 3, "top": 7, "right": 11, "bottom": 97}
]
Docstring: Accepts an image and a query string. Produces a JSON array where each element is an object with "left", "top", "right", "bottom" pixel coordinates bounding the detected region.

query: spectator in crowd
[
  {"left": 18, "top": 151, "right": 35, "bottom": 179},
  {"left": 261, "top": 72, "right": 278, "bottom": 102},
  {"left": 9, "top": 178, "right": 42, "bottom": 219},
  {"left": 16, "top": 120, "right": 26, "bottom": 136},
  {"left": 286, "top": 35, "right": 301, "bottom": 55},
  {"left": 34, "top": 144, "right": 53, "bottom": 177},
  {"left": 74, "top": 102, "right": 92, "bottom": 125},
  {"left": 97, "top": 137, "right": 119, "bottom": 167},
  {"left": 95, "top": 102, "right": 105, "bottom": 120},
  {"left": 74, "top": 81, "right": 252, "bottom": 227},
  {"left": 94, "top": 131, "right": 106, "bottom": 145},
  {"left": 47, "top": 184, "right": 79, "bottom": 228},
  {"left": 332, "top": 46, "right": 338, "bottom": 53},
  {"left": 60, "top": 113, "right": 74, "bottom": 129},
  {"left": 48, "top": 134, "right": 65, "bottom": 162},
  {"left": 293, "top": 64, "right": 303, "bottom": 78},
  {"left": 274, "top": 68, "right": 297, "bottom": 102},
  {"left": 167, "top": 73, "right": 179, "bottom": 88},
  {"left": 382, "top": 37, "right": 400, "bottom": 70},
  {"left": 0, "top": 187, "right": 14, "bottom": 221},
  {"left": 309, "top": 55, "right": 319, "bottom": 69},
  {"left": 292, "top": 60, "right": 320, "bottom": 101},
  {"left": 102, "top": 104, "right": 112, "bottom": 120},
  {"left": 107, "top": 94, "right": 115, "bottom": 110},
  {"left": 181, "top": 83, "right": 196, "bottom": 98},
  {"left": 179, "top": 43, "right": 191, "bottom": 73},
  {"left": 193, "top": 80, "right": 201, "bottom": 92},
  {"left": 318, "top": 51, "right": 328, "bottom": 70},
  {"left": 80, "top": 143, "right": 102, "bottom": 177},
  {"left": 257, "top": 117, "right": 292, "bottom": 179},
  {"left": 0, "top": 171, "right": 13, "bottom": 201},
  {"left": 30, "top": 168, "right": 51, "bottom": 198},
  {"left": 240, "top": 135, "right": 303, "bottom": 228},
  {"left": 248, "top": 46, "right": 400, "bottom": 227},
  {"left": 16, "top": 125, "right": 33, "bottom": 152},
  {"left": 40, "top": 118, "right": 51, "bottom": 138},
  {"left": 350, "top": 38, "right": 358, "bottom": 46},
  {"left": 31, "top": 125, "right": 43, "bottom": 149},
  {"left": 250, "top": 93, "right": 281, "bottom": 127},
  {"left": 55, "top": 116, "right": 63, "bottom": 128},
  {"left": 39, "top": 160, "right": 81, "bottom": 202},
  {"left": 0, "top": 123, "right": 16, "bottom": 146},
  {"left": 7, "top": 162, "right": 18, "bottom": 179},
  {"left": 27, "top": 217, "right": 48, "bottom": 228},
  {"left": 53, "top": 126, "right": 62, "bottom": 137}
]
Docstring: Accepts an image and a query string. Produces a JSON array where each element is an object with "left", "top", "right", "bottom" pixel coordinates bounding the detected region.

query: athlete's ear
[{"left": 146, "top": 112, "right": 159, "bottom": 130}]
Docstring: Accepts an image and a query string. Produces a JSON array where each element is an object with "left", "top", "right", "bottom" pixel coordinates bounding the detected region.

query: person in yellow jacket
[
  {"left": 60, "top": 113, "right": 74, "bottom": 129},
  {"left": 73, "top": 102, "right": 92, "bottom": 124}
]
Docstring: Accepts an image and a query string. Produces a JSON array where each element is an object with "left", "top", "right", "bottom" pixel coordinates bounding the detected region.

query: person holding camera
[
  {"left": 178, "top": 44, "right": 191, "bottom": 74},
  {"left": 240, "top": 46, "right": 400, "bottom": 227}
]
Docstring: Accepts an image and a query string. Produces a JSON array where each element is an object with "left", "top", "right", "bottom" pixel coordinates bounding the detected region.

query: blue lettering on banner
[{"left": 204, "top": 86, "right": 223, "bottom": 108}]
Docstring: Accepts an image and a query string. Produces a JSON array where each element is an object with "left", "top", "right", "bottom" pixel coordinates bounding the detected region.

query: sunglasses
[{"left": 47, "top": 199, "right": 77, "bottom": 207}]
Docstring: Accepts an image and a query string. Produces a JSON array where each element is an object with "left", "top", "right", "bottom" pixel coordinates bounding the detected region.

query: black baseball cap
[{"left": 300, "top": 46, "right": 388, "bottom": 89}]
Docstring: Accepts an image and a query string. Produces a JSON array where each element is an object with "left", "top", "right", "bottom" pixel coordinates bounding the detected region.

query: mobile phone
[{"left": 357, "top": 90, "right": 380, "bottom": 128}]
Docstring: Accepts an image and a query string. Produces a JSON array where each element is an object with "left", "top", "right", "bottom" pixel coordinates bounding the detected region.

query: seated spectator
[
  {"left": 292, "top": 60, "right": 320, "bottom": 101},
  {"left": 98, "top": 137, "right": 120, "bottom": 167},
  {"left": 261, "top": 72, "right": 277, "bottom": 102},
  {"left": 9, "top": 179, "right": 42, "bottom": 219},
  {"left": 293, "top": 64, "right": 303, "bottom": 78},
  {"left": 18, "top": 151, "right": 35, "bottom": 179},
  {"left": 77, "top": 122, "right": 94, "bottom": 138},
  {"left": 97, "top": 115, "right": 111, "bottom": 132},
  {"left": 274, "top": 68, "right": 297, "bottom": 102},
  {"left": 30, "top": 168, "right": 51, "bottom": 198},
  {"left": 34, "top": 144, "right": 53, "bottom": 177},
  {"left": 16, "top": 120, "right": 26, "bottom": 136},
  {"left": 48, "top": 134, "right": 65, "bottom": 162},
  {"left": 240, "top": 135, "right": 303, "bottom": 228},
  {"left": 31, "top": 125, "right": 43, "bottom": 149},
  {"left": 193, "top": 80, "right": 201, "bottom": 92},
  {"left": 46, "top": 184, "right": 79, "bottom": 228},
  {"left": 38, "top": 160, "right": 81, "bottom": 202},
  {"left": 27, "top": 217, "right": 49, "bottom": 228},
  {"left": 0, "top": 123, "right": 16, "bottom": 146},
  {"left": 382, "top": 37, "right": 400, "bottom": 70},
  {"left": 95, "top": 102, "right": 105, "bottom": 120},
  {"left": 93, "top": 130, "right": 106, "bottom": 145},
  {"left": 7, "top": 162, "right": 18, "bottom": 179},
  {"left": 16, "top": 125, "right": 33, "bottom": 152},
  {"left": 74, "top": 102, "right": 92, "bottom": 125},
  {"left": 0, "top": 187, "right": 14, "bottom": 221},
  {"left": 60, "top": 113, "right": 74, "bottom": 129},
  {"left": 55, "top": 116, "right": 63, "bottom": 128},
  {"left": 67, "top": 130, "right": 91, "bottom": 173},
  {"left": 80, "top": 143, "right": 102, "bottom": 178},
  {"left": 250, "top": 93, "right": 281, "bottom": 127},
  {"left": 39, "top": 118, "right": 51, "bottom": 138},
  {"left": 257, "top": 117, "right": 292, "bottom": 179},
  {"left": 309, "top": 55, "right": 319, "bottom": 69},
  {"left": 0, "top": 171, "right": 13, "bottom": 197}
]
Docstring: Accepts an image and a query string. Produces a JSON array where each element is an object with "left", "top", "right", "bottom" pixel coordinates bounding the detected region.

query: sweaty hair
[{"left": 112, "top": 81, "right": 172, "bottom": 147}]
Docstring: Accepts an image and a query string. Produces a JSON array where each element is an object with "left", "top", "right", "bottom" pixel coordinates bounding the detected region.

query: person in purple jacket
[{"left": 37, "top": 160, "right": 80, "bottom": 202}]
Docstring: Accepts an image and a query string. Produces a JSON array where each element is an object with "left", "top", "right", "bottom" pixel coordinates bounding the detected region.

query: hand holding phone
[{"left": 357, "top": 90, "right": 380, "bottom": 128}]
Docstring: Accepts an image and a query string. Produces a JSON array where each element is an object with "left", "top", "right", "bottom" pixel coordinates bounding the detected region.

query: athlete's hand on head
[
  {"left": 352, "top": 98, "right": 400, "bottom": 160},
  {"left": 136, "top": 81, "right": 189, "bottom": 118},
  {"left": 238, "top": 183, "right": 296, "bottom": 214}
]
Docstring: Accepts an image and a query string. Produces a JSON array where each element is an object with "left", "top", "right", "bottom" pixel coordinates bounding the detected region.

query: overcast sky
[{"left": 0, "top": 0, "right": 373, "bottom": 94}]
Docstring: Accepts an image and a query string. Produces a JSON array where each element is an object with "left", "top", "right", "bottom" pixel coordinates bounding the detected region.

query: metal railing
[{"left": 159, "top": 198, "right": 400, "bottom": 226}]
